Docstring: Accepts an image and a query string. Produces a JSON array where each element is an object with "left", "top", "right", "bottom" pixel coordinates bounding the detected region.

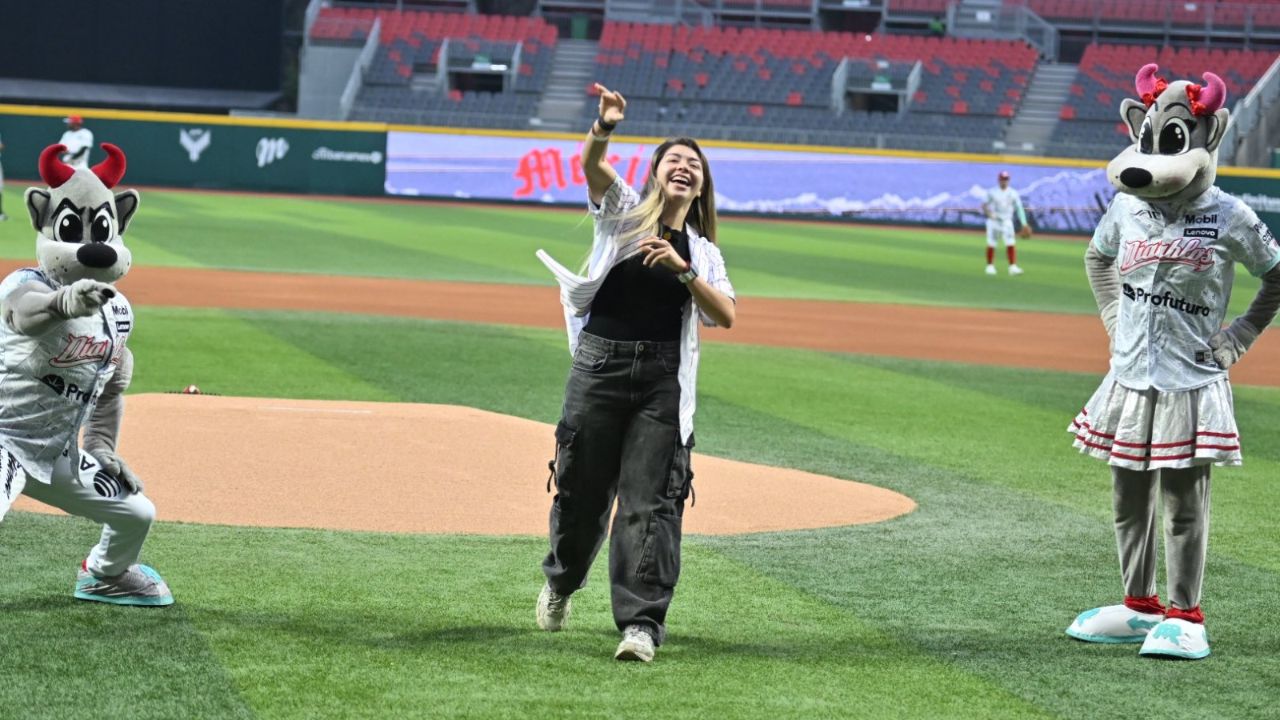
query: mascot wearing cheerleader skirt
[{"left": 1065, "top": 64, "right": 1280, "bottom": 659}]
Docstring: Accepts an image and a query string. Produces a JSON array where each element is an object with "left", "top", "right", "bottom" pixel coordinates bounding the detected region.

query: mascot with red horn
[
  {"left": 1065, "top": 65, "right": 1280, "bottom": 658},
  {"left": 0, "top": 143, "right": 172, "bottom": 606}
]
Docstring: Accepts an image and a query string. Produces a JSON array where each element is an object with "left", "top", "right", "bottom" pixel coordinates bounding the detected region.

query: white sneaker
[
  {"left": 614, "top": 625, "right": 655, "bottom": 662},
  {"left": 1139, "top": 618, "right": 1210, "bottom": 659},
  {"left": 985, "top": 264, "right": 997, "bottom": 275},
  {"left": 1008, "top": 264, "right": 1024, "bottom": 276},
  {"left": 0, "top": 213, "right": 8, "bottom": 221},
  {"left": 1065, "top": 604, "right": 1163, "bottom": 644},
  {"left": 535, "top": 583, "right": 571, "bottom": 631}
]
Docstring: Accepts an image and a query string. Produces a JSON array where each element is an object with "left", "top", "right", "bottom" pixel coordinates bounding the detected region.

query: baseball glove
[{"left": 1017, "top": 225, "right": 1033, "bottom": 239}]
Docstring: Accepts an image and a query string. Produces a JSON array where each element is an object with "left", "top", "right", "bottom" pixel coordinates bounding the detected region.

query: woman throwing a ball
[{"left": 533, "top": 83, "right": 736, "bottom": 662}]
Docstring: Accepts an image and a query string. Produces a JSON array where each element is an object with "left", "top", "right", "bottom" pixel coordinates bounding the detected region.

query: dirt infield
[{"left": 13, "top": 394, "right": 916, "bottom": 535}]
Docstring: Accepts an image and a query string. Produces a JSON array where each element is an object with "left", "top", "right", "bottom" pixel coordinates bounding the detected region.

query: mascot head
[
  {"left": 1108, "top": 63, "right": 1230, "bottom": 205},
  {"left": 24, "top": 143, "right": 138, "bottom": 286}
]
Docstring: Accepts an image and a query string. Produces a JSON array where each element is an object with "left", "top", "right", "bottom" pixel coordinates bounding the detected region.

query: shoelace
[{"left": 547, "top": 592, "right": 569, "bottom": 612}]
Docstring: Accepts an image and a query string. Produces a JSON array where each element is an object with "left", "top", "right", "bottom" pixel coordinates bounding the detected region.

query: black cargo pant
[{"left": 542, "top": 332, "right": 694, "bottom": 645}]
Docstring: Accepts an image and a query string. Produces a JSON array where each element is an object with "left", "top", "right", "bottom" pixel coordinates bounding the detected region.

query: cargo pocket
[
  {"left": 546, "top": 420, "right": 577, "bottom": 494},
  {"left": 665, "top": 435, "right": 695, "bottom": 500},
  {"left": 571, "top": 344, "right": 609, "bottom": 374},
  {"left": 636, "top": 511, "right": 683, "bottom": 588}
]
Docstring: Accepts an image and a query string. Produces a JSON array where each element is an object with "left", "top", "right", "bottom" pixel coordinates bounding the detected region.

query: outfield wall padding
[{"left": 0, "top": 110, "right": 385, "bottom": 196}]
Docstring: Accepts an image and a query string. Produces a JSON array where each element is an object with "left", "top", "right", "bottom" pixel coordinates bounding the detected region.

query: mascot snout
[
  {"left": 76, "top": 243, "right": 118, "bottom": 268},
  {"left": 1118, "top": 168, "right": 1153, "bottom": 189}
]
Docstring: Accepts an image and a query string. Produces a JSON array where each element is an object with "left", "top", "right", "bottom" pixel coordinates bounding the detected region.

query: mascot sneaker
[
  {"left": 75, "top": 563, "right": 174, "bottom": 606},
  {"left": 535, "top": 583, "right": 572, "bottom": 631},
  {"left": 1139, "top": 618, "right": 1210, "bottom": 659},
  {"left": 614, "top": 625, "right": 656, "bottom": 662},
  {"left": 1065, "top": 604, "right": 1163, "bottom": 643}
]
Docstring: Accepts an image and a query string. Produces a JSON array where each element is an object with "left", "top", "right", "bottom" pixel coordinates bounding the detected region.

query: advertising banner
[
  {"left": 0, "top": 112, "right": 385, "bottom": 196},
  {"left": 386, "top": 130, "right": 1118, "bottom": 232}
]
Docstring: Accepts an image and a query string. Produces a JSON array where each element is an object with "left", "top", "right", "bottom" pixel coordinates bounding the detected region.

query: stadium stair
[
  {"left": 1002, "top": 62, "right": 1075, "bottom": 154},
  {"left": 535, "top": 38, "right": 599, "bottom": 131}
]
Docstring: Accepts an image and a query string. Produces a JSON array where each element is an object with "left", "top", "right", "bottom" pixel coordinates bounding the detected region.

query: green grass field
[{"left": 0, "top": 188, "right": 1276, "bottom": 719}]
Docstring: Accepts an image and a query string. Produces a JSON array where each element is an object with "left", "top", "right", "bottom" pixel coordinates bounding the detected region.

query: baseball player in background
[
  {"left": 59, "top": 115, "right": 94, "bottom": 170},
  {"left": 982, "top": 170, "right": 1030, "bottom": 275},
  {"left": 1065, "top": 64, "right": 1280, "bottom": 659},
  {"left": 0, "top": 143, "right": 173, "bottom": 606}
]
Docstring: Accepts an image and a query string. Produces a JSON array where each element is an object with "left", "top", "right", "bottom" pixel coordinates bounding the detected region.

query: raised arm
[
  {"left": 583, "top": 83, "right": 625, "bottom": 207},
  {"left": 2, "top": 278, "right": 116, "bottom": 336}
]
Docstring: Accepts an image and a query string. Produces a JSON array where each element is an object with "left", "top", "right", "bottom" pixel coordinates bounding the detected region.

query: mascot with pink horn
[
  {"left": 1065, "top": 65, "right": 1279, "bottom": 658},
  {"left": 0, "top": 143, "right": 173, "bottom": 606}
]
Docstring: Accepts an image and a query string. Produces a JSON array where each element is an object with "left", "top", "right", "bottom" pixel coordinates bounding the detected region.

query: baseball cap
[
  {"left": 65, "top": 114, "right": 82, "bottom": 124},
  {"left": 998, "top": 171, "right": 1010, "bottom": 180}
]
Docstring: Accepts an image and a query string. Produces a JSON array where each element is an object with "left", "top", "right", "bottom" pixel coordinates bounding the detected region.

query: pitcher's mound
[{"left": 16, "top": 394, "right": 915, "bottom": 535}]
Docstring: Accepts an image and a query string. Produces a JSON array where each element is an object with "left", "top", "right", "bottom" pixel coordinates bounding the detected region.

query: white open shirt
[{"left": 536, "top": 176, "right": 735, "bottom": 444}]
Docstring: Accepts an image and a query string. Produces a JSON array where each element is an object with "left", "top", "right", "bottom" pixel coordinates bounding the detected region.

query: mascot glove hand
[
  {"left": 96, "top": 451, "right": 144, "bottom": 494},
  {"left": 1209, "top": 319, "right": 1260, "bottom": 370},
  {"left": 55, "top": 279, "right": 115, "bottom": 319}
]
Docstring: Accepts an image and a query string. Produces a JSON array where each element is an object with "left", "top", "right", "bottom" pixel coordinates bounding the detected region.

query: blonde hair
[{"left": 615, "top": 138, "right": 717, "bottom": 250}]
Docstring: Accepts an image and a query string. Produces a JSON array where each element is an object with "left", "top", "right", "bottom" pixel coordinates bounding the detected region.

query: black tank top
[{"left": 584, "top": 225, "right": 692, "bottom": 342}]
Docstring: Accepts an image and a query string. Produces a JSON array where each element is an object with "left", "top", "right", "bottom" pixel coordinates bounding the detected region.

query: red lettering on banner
[
  {"left": 513, "top": 148, "right": 567, "bottom": 198},
  {"left": 623, "top": 155, "right": 643, "bottom": 187},
  {"left": 513, "top": 146, "right": 647, "bottom": 199}
]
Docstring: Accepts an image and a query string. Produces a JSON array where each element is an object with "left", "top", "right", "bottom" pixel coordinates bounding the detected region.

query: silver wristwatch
[{"left": 677, "top": 265, "right": 698, "bottom": 284}]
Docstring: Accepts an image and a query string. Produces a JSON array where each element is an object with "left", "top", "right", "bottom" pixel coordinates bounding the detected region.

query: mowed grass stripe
[
  {"left": 0, "top": 512, "right": 256, "bottom": 720},
  {"left": 695, "top": 403, "right": 1280, "bottom": 720},
  {"left": 0, "top": 512, "right": 1057, "bottom": 720},
  {"left": 129, "top": 307, "right": 394, "bottom": 402},
  {"left": 700, "top": 346, "right": 1280, "bottom": 574}
]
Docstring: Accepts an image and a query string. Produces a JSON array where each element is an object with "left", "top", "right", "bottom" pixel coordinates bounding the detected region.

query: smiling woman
[{"left": 532, "top": 83, "right": 738, "bottom": 663}]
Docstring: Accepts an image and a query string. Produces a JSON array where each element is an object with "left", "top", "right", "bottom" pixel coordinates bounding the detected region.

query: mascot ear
[
  {"left": 1204, "top": 107, "right": 1230, "bottom": 154},
  {"left": 1120, "top": 99, "right": 1147, "bottom": 142},
  {"left": 25, "top": 188, "right": 51, "bottom": 232},
  {"left": 115, "top": 190, "right": 141, "bottom": 235}
]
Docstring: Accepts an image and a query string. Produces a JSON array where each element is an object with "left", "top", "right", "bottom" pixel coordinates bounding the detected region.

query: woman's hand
[
  {"left": 595, "top": 83, "right": 626, "bottom": 125},
  {"left": 639, "top": 237, "right": 689, "bottom": 273}
]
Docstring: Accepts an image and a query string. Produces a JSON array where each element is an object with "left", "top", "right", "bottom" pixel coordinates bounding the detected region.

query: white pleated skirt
[{"left": 1068, "top": 371, "right": 1241, "bottom": 471}]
